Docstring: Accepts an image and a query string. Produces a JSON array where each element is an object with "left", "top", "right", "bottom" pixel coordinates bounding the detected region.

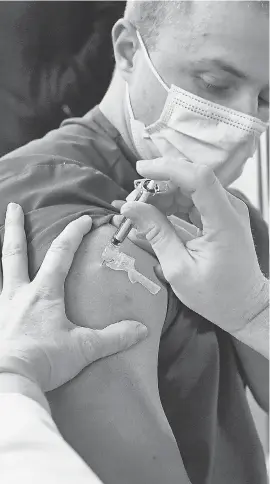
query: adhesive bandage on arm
[{"left": 101, "top": 245, "right": 161, "bottom": 296}]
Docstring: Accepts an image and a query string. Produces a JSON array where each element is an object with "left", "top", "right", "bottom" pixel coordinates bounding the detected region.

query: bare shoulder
[{"left": 65, "top": 223, "right": 168, "bottom": 334}]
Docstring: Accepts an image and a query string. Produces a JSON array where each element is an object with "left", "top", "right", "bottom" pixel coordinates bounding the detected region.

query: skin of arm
[{"left": 46, "top": 224, "right": 190, "bottom": 484}]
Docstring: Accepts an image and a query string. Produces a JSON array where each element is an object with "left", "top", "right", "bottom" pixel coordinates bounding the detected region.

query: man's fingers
[
  {"left": 136, "top": 157, "right": 207, "bottom": 196},
  {"left": 112, "top": 213, "right": 124, "bottom": 228},
  {"left": 111, "top": 200, "right": 125, "bottom": 210},
  {"left": 35, "top": 215, "right": 92, "bottom": 291},
  {"left": 72, "top": 321, "right": 148, "bottom": 366},
  {"left": 112, "top": 211, "right": 197, "bottom": 256},
  {"left": 1, "top": 203, "right": 29, "bottom": 289},
  {"left": 120, "top": 201, "right": 189, "bottom": 281},
  {"left": 190, "top": 166, "right": 237, "bottom": 231},
  {"left": 137, "top": 158, "right": 236, "bottom": 232},
  {"left": 111, "top": 213, "right": 155, "bottom": 255},
  {"left": 136, "top": 157, "right": 192, "bottom": 183}
]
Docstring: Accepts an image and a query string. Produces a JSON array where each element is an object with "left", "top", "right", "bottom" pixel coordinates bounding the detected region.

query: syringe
[{"left": 110, "top": 179, "right": 156, "bottom": 247}]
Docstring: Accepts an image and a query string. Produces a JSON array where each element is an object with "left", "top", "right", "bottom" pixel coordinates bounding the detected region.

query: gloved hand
[
  {"left": 115, "top": 157, "right": 268, "bottom": 338},
  {"left": 0, "top": 203, "right": 147, "bottom": 392}
]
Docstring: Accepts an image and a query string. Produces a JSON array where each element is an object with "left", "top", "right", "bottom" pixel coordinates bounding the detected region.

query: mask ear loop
[
  {"left": 126, "top": 30, "right": 169, "bottom": 121},
  {"left": 126, "top": 83, "right": 135, "bottom": 120},
  {"left": 136, "top": 31, "right": 170, "bottom": 93},
  {"left": 125, "top": 83, "right": 151, "bottom": 139}
]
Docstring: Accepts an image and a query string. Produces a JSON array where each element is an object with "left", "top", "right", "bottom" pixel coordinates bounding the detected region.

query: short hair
[
  {"left": 124, "top": 1, "right": 269, "bottom": 51},
  {"left": 124, "top": 1, "right": 192, "bottom": 50}
]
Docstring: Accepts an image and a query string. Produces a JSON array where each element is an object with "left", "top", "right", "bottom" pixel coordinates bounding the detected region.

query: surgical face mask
[{"left": 127, "top": 31, "right": 268, "bottom": 186}]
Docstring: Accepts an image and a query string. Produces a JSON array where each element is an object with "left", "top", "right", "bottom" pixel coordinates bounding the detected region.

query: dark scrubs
[{"left": 0, "top": 107, "right": 268, "bottom": 484}]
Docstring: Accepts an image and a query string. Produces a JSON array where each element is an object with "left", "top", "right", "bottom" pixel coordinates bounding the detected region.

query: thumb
[
  {"left": 121, "top": 201, "right": 189, "bottom": 280},
  {"left": 72, "top": 321, "right": 148, "bottom": 368},
  {"left": 111, "top": 200, "right": 124, "bottom": 210}
]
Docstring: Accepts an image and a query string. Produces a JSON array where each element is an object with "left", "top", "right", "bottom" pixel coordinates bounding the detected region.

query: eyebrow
[{"left": 194, "top": 58, "right": 248, "bottom": 80}]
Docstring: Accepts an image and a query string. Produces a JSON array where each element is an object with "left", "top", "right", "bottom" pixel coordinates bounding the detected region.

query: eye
[
  {"left": 197, "top": 75, "right": 231, "bottom": 95},
  {"left": 204, "top": 83, "right": 229, "bottom": 93}
]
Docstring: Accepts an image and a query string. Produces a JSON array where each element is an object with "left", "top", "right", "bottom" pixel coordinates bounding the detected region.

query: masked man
[{"left": 0, "top": 2, "right": 269, "bottom": 484}]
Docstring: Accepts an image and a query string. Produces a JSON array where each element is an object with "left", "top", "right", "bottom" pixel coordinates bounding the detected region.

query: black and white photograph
[{"left": 0, "top": 1, "right": 269, "bottom": 483}]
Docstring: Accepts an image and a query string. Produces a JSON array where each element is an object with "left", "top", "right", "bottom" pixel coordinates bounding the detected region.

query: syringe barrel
[
  {"left": 111, "top": 179, "right": 155, "bottom": 245},
  {"left": 111, "top": 218, "right": 133, "bottom": 245}
]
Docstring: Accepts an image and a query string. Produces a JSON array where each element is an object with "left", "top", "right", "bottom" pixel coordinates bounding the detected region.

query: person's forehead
[
  {"left": 157, "top": 1, "right": 269, "bottom": 85},
  {"left": 163, "top": 1, "right": 269, "bottom": 39}
]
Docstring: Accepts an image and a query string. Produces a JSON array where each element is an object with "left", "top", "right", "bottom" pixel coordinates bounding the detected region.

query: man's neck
[{"left": 99, "top": 72, "right": 138, "bottom": 159}]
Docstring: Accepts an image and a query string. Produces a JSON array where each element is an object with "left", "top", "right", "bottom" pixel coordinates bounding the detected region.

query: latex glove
[
  {"left": 112, "top": 187, "right": 200, "bottom": 259},
  {"left": 118, "top": 158, "right": 268, "bottom": 338},
  {"left": 112, "top": 173, "right": 194, "bottom": 219},
  {"left": 0, "top": 203, "right": 148, "bottom": 392}
]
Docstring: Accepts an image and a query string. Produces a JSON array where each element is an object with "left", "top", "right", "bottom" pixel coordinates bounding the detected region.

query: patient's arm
[{"left": 47, "top": 224, "right": 190, "bottom": 484}]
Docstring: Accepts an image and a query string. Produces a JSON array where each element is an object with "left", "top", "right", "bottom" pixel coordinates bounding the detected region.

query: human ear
[{"left": 112, "top": 20, "right": 138, "bottom": 81}]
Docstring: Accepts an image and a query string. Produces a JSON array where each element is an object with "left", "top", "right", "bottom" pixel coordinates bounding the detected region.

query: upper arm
[
  {"left": 66, "top": 223, "right": 167, "bottom": 336},
  {"left": 65, "top": 222, "right": 169, "bottom": 396},
  {"left": 48, "top": 224, "right": 188, "bottom": 484}
]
